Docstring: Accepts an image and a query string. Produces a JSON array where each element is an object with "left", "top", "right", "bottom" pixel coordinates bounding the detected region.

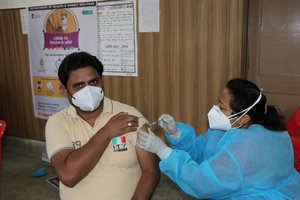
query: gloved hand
[
  {"left": 158, "top": 114, "right": 181, "bottom": 137},
  {"left": 137, "top": 128, "right": 172, "bottom": 160}
]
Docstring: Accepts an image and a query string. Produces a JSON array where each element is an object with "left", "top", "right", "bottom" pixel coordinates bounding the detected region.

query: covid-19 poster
[{"left": 28, "top": 2, "right": 98, "bottom": 119}]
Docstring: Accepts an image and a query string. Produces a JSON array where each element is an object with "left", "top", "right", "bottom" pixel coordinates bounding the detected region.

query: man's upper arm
[
  {"left": 136, "top": 124, "right": 160, "bottom": 173},
  {"left": 45, "top": 114, "right": 73, "bottom": 160}
]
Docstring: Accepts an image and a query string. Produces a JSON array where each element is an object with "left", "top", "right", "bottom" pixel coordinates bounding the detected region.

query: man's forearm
[
  {"left": 52, "top": 130, "right": 111, "bottom": 187},
  {"left": 132, "top": 171, "right": 161, "bottom": 200}
]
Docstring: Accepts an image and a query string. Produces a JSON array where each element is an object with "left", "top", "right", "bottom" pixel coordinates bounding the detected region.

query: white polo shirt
[{"left": 46, "top": 97, "right": 148, "bottom": 200}]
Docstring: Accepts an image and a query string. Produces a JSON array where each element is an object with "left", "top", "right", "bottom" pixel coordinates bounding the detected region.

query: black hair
[
  {"left": 226, "top": 78, "right": 285, "bottom": 131},
  {"left": 58, "top": 52, "right": 104, "bottom": 87}
]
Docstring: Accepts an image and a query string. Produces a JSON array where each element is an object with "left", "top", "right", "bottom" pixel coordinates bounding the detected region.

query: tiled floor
[{"left": 0, "top": 136, "right": 197, "bottom": 200}]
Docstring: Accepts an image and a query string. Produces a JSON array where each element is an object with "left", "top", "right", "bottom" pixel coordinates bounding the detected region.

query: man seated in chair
[{"left": 45, "top": 52, "right": 160, "bottom": 200}]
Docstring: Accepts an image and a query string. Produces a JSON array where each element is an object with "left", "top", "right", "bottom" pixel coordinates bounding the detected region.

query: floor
[{"left": 0, "top": 136, "right": 197, "bottom": 200}]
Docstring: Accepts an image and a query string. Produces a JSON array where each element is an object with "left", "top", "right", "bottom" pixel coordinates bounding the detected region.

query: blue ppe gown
[{"left": 159, "top": 123, "right": 300, "bottom": 200}]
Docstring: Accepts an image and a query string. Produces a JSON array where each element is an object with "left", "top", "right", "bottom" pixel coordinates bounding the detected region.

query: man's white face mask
[
  {"left": 71, "top": 86, "right": 104, "bottom": 112},
  {"left": 207, "top": 92, "right": 262, "bottom": 131}
]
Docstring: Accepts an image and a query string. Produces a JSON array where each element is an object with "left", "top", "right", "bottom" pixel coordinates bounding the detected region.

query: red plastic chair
[
  {"left": 0, "top": 120, "right": 6, "bottom": 162},
  {"left": 286, "top": 108, "right": 300, "bottom": 172}
]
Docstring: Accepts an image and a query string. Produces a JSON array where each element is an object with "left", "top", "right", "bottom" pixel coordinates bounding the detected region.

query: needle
[
  {"left": 148, "top": 120, "right": 159, "bottom": 131},
  {"left": 138, "top": 117, "right": 160, "bottom": 131}
]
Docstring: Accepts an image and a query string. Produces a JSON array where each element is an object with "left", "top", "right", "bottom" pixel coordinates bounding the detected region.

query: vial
[{"left": 61, "top": 14, "right": 68, "bottom": 32}]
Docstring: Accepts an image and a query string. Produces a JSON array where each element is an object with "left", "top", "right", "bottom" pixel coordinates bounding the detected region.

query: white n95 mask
[
  {"left": 71, "top": 86, "right": 104, "bottom": 112},
  {"left": 207, "top": 106, "right": 233, "bottom": 130},
  {"left": 208, "top": 91, "right": 262, "bottom": 131}
]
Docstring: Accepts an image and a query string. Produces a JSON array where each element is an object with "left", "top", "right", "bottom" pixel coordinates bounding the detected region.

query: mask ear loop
[
  {"left": 260, "top": 88, "right": 267, "bottom": 115},
  {"left": 264, "top": 104, "right": 268, "bottom": 115},
  {"left": 230, "top": 91, "right": 262, "bottom": 126},
  {"left": 67, "top": 90, "right": 76, "bottom": 100}
]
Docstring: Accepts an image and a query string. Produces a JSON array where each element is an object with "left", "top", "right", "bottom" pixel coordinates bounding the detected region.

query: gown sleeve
[{"left": 165, "top": 122, "right": 208, "bottom": 162}]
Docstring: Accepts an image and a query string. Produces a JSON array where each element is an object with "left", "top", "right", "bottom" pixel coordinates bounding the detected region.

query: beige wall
[{"left": 0, "top": 0, "right": 248, "bottom": 141}]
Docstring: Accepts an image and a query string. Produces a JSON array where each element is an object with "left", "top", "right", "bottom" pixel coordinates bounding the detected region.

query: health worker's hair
[{"left": 226, "top": 78, "right": 285, "bottom": 131}]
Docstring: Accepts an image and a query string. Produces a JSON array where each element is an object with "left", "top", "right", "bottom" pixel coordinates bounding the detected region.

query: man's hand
[{"left": 101, "top": 112, "right": 139, "bottom": 139}]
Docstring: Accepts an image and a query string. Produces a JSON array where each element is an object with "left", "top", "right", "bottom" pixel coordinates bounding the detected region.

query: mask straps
[
  {"left": 67, "top": 90, "right": 75, "bottom": 100},
  {"left": 229, "top": 91, "right": 262, "bottom": 125}
]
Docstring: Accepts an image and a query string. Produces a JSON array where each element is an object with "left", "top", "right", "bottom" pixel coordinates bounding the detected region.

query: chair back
[
  {"left": 286, "top": 108, "right": 300, "bottom": 172},
  {"left": 0, "top": 120, "right": 6, "bottom": 163},
  {"left": 0, "top": 120, "right": 6, "bottom": 140}
]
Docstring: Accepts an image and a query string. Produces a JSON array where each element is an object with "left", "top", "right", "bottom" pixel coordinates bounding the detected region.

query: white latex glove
[
  {"left": 158, "top": 114, "right": 181, "bottom": 137},
  {"left": 137, "top": 128, "right": 172, "bottom": 160}
]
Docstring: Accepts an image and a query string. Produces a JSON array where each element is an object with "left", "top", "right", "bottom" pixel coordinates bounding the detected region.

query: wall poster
[{"left": 28, "top": 1, "right": 98, "bottom": 119}]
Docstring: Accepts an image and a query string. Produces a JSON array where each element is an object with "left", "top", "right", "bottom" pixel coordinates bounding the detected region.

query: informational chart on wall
[
  {"left": 28, "top": 2, "right": 98, "bottom": 119},
  {"left": 97, "top": 0, "right": 138, "bottom": 76}
]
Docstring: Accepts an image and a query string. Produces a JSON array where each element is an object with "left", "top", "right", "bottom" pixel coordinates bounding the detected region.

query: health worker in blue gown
[{"left": 137, "top": 78, "right": 300, "bottom": 200}]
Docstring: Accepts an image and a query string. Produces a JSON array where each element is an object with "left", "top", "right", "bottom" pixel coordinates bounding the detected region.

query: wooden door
[{"left": 248, "top": 0, "right": 300, "bottom": 121}]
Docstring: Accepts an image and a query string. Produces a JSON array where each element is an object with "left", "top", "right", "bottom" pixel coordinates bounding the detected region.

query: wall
[{"left": 0, "top": 0, "right": 248, "bottom": 140}]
